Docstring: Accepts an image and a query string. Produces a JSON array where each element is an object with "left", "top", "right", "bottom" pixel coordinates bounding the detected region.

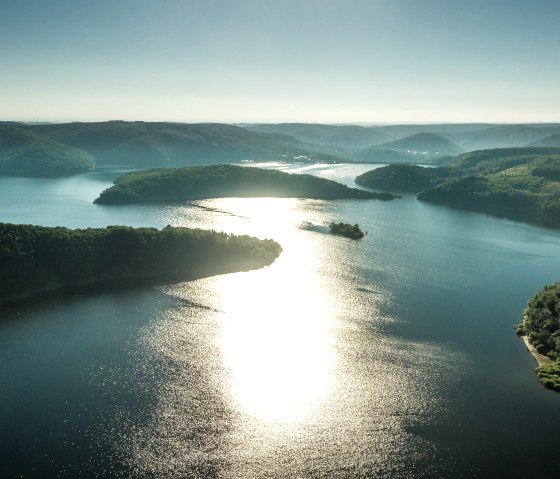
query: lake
[{"left": 1, "top": 163, "right": 559, "bottom": 478}]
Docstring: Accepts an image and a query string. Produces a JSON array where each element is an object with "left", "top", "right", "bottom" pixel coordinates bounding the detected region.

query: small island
[
  {"left": 516, "top": 282, "right": 560, "bottom": 391},
  {"left": 329, "top": 222, "right": 365, "bottom": 239},
  {"left": 94, "top": 164, "right": 399, "bottom": 204},
  {"left": 0, "top": 223, "right": 281, "bottom": 306}
]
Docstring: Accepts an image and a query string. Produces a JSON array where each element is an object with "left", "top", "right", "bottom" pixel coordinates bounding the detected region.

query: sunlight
[{"left": 210, "top": 198, "right": 335, "bottom": 424}]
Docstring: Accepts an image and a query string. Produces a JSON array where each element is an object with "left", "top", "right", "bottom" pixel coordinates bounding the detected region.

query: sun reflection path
[{"left": 208, "top": 198, "right": 336, "bottom": 424}]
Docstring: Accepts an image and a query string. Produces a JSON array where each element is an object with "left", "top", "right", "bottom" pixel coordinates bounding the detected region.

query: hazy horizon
[
  {"left": 2, "top": 0, "right": 559, "bottom": 123},
  {"left": 3, "top": 118, "right": 560, "bottom": 126}
]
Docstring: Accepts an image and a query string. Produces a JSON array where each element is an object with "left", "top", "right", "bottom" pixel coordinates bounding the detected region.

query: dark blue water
[{"left": 1, "top": 164, "right": 559, "bottom": 478}]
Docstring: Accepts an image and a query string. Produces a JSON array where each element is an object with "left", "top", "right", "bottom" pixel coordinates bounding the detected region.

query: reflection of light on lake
[{"left": 209, "top": 198, "right": 335, "bottom": 423}]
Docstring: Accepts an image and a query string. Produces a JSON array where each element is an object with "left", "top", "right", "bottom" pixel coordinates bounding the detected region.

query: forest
[
  {"left": 94, "top": 164, "right": 398, "bottom": 204},
  {"left": 356, "top": 148, "right": 560, "bottom": 229},
  {"left": 0, "top": 223, "right": 281, "bottom": 305},
  {"left": 516, "top": 282, "right": 560, "bottom": 391}
]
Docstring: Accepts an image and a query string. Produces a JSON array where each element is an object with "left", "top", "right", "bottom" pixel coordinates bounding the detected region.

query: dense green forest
[
  {"left": 516, "top": 283, "right": 560, "bottom": 391},
  {"left": 329, "top": 222, "right": 365, "bottom": 239},
  {"left": 0, "top": 223, "right": 281, "bottom": 305},
  {"left": 356, "top": 148, "right": 560, "bottom": 228},
  {"left": 418, "top": 157, "right": 560, "bottom": 228},
  {"left": 355, "top": 164, "right": 458, "bottom": 192},
  {"left": 0, "top": 125, "right": 95, "bottom": 177},
  {"left": 94, "top": 164, "right": 398, "bottom": 204}
]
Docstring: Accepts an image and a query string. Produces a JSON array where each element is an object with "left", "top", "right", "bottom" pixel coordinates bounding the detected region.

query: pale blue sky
[{"left": 1, "top": 0, "right": 559, "bottom": 123}]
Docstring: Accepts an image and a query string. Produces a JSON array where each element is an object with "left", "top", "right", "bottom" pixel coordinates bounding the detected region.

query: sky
[{"left": 1, "top": 0, "right": 559, "bottom": 124}]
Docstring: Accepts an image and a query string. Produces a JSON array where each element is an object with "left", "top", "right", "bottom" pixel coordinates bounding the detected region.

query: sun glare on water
[{"left": 206, "top": 198, "right": 336, "bottom": 424}]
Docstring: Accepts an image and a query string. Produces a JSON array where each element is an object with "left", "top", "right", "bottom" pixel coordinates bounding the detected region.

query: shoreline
[
  {"left": 521, "top": 335, "right": 553, "bottom": 366},
  {"left": 0, "top": 259, "right": 277, "bottom": 310}
]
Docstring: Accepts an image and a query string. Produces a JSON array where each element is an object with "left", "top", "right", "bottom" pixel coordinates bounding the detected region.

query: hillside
[
  {"left": 348, "top": 148, "right": 416, "bottom": 164},
  {"left": 530, "top": 134, "right": 560, "bottom": 147},
  {"left": 244, "top": 123, "right": 560, "bottom": 154},
  {"left": 245, "top": 123, "right": 389, "bottom": 149},
  {"left": 417, "top": 158, "right": 560, "bottom": 228},
  {"left": 355, "top": 164, "right": 458, "bottom": 192},
  {"left": 370, "top": 132, "right": 463, "bottom": 159},
  {"left": 356, "top": 147, "right": 560, "bottom": 228},
  {"left": 94, "top": 164, "right": 398, "bottom": 204},
  {"left": 443, "top": 147, "right": 560, "bottom": 171},
  {"left": 0, "top": 121, "right": 342, "bottom": 171},
  {"left": 0, "top": 125, "right": 95, "bottom": 177},
  {"left": 457, "top": 125, "right": 558, "bottom": 151}
]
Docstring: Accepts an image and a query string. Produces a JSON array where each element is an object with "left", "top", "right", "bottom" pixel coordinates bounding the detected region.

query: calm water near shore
[{"left": 1, "top": 163, "right": 559, "bottom": 478}]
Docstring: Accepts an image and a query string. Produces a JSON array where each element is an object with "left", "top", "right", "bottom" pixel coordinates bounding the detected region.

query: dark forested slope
[
  {"left": 0, "top": 223, "right": 281, "bottom": 305},
  {"left": 0, "top": 125, "right": 95, "bottom": 177},
  {"left": 356, "top": 147, "right": 560, "bottom": 228},
  {"left": 94, "top": 164, "right": 398, "bottom": 204}
]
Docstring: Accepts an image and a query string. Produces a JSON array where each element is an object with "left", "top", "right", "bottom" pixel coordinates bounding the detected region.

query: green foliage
[
  {"left": 328, "top": 222, "right": 364, "bottom": 239},
  {"left": 536, "top": 362, "right": 560, "bottom": 391},
  {"left": 94, "top": 164, "right": 399, "bottom": 204},
  {"left": 518, "top": 283, "right": 560, "bottom": 360},
  {"left": 516, "top": 282, "right": 560, "bottom": 392},
  {"left": 0, "top": 125, "right": 95, "bottom": 177},
  {"left": 0, "top": 223, "right": 281, "bottom": 304},
  {"left": 444, "top": 147, "right": 560, "bottom": 171},
  {"left": 355, "top": 164, "right": 458, "bottom": 192},
  {"left": 418, "top": 168, "right": 560, "bottom": 228},
  {"left": 531, "top": 156, "right": 560, "bottom": 180}
]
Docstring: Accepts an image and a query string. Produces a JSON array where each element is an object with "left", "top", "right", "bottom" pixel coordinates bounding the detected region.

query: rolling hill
[
  {"left": 369, "top": 132, "right": 463, "bottom": 159},
  {"left": 0, "top": 121, "right": 343, "bottom": 175},
  {"left": 0, "top": 125, "right": 95, "bottom": 177},
  {"left": 530, "top": 134, "right": 560, "bottom": 147}
]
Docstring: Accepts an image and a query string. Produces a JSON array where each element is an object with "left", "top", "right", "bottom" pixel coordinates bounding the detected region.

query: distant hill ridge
[
  {"left": 2, "top": 121, "right": 560, "bottom": 177},
  {"left": 0, "top": 121, "right": 341, "bottom": 176},
  {"left": 369, "top": 132, "right": 463, "bottom": 159}
]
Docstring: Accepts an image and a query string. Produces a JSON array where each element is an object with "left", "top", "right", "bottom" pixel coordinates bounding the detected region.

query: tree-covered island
[
  {"left": 94, "top": 164, "right": 399, "bottom": 204},
  {"left": 0, "top": 223, "right": 281, "bottom": 306},
  {"left": 516, "top": 282, "right": 560, "bottom": 392},
  {"left": 329, "top": 222, "right": 365, "bottom": 239}
]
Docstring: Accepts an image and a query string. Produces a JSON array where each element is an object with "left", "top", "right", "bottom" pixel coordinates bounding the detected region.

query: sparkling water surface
[{"left": 1, "top": 164, "right": 559, "bottom": 478}]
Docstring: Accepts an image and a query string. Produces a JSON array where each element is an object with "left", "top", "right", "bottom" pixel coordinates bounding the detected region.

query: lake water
[{"left": 1, "top": 163, "right": 559, "bottom": 478}]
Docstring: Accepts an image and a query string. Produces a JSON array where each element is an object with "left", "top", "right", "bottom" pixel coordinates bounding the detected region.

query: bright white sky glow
[{"left": 1, "top": 0, "right": 559, "bottom": 123}]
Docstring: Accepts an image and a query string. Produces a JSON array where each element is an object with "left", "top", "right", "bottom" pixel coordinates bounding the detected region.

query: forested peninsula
[
  {"left": 516, "top": 282, "right": 560, "bottom": 392},
  {"left": 94, "top": 164, "right": 398, "bottom": 204},
  {"left": 0, "top": 223, "right": 281, "bottom": 306},
  {"left": 356, "top": 147, "right": 560, "bottom": 228}
]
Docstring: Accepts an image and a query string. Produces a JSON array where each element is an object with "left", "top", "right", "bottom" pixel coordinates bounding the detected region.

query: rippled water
[{"left": 1, "top": 164, "right": 560, "bottom": 478}]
